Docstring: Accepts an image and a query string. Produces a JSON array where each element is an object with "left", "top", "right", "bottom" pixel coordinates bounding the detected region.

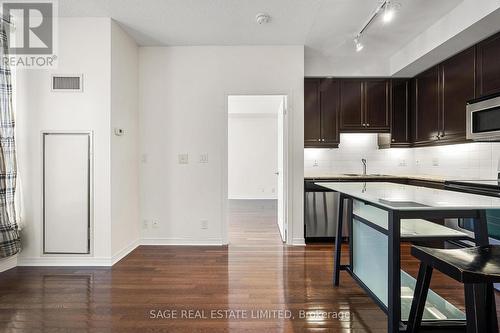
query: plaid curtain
[{"left": 0, "top": 24, "right": 20, "bottom": 258}]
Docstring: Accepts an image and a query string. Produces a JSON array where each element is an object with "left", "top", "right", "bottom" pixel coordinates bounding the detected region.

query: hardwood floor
[{"left": 0, "top": 200, "right": 498, "bottom": 332}]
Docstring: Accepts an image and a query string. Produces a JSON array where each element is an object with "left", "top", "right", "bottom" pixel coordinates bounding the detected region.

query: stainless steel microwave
[{"left": 467, "top": 95, "right": 500, "bottom": 141}]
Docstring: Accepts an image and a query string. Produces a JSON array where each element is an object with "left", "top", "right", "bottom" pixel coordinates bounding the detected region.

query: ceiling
[{"left": 58, "top": 0, "right": 463, "bottom": 63}]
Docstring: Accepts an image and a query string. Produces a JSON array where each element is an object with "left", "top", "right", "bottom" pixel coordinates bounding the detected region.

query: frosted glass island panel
[{"left": 316, "top": 182, "right": 500, "bottom": 211}]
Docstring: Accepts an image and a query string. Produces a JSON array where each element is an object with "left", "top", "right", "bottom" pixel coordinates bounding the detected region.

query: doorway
[{"left": 226, "top": 95, "right": 288, "bottom": 245}]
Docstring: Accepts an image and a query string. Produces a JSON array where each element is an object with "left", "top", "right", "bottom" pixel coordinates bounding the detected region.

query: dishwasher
[{"left": 304, "top": 180, "right": 349, "bottom": 243}]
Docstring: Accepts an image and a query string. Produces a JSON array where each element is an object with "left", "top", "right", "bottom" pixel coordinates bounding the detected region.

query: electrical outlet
[
  {"left": 199, "top": 153, "right": 208, "bottom": 163},
  {"left": 152, "top": 220, "right": 159, "bottom": 229},
  {"left": 432, "top": 158, "right": 439, "bottom": 167},
  {"left": 178, "top": 153, "right": 189, "bottom": 164},
  {"left": 399, "top": 159, "right": 407, "bottom": 167},
  {"left": 313, "top": 160, "right": 319, "bottom": 167},
  {"left": 200, "top": 219, "right": 208, "bottom": 230},
  {"left": 143, "top": 220, "right": 149, "bottom": 229},
  {"left": 271, "top": 188, "right": 275, "bottom": 194}
]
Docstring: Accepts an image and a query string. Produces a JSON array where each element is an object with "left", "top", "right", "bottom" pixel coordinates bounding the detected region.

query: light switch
[
  {"left": 178, "top": 153, "right": 189, "bottom": 164},
  {"left": 199, "top": 153, "right": 208, "bottom": 163}
]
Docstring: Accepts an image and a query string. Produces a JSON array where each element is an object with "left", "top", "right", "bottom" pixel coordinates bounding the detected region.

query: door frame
[
  {"left": 40, "top": 130, "right": 94, "bottom": 256},
  {"left": 223, "top": 92, "right": 291, "bottom": 245}
]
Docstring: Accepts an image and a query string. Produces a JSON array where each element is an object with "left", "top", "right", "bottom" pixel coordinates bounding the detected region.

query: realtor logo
[
  {"left": 1, "top": 0, "right": 57, "bottom": 68},
  {"left": 2, "top": 1, "right": 53, "bottom": 54}
]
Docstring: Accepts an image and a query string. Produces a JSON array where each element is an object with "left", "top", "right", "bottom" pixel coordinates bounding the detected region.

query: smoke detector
[{"left": 255, "top": 13, "right": 271, "bottom": 25}]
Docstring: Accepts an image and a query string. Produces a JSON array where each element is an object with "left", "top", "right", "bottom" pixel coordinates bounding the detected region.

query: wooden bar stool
[{"left": 407, "top": 245, "right": 500, "bottom": 333}]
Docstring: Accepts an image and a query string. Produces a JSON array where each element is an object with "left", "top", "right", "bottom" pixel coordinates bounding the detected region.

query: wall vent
[{"left": 51, "top": 75, "right": 83, "bottom": 92}]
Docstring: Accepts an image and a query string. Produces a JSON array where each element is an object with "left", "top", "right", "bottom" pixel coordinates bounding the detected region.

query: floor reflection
[{"left": 0, "top": 200, "right": 489, "bottom": 332}]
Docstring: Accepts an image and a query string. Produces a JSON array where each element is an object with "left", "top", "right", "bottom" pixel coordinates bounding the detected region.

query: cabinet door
[
  {"left": 441, "top": 47, "right": 475, "bottom": 142},
  {"left": 476, "top": 32, "right": 500, "bottom": 97},
  {"left": 365, "top": 79, "right": 389, "bottom": 130},
  {"left": 390, "top": 79, "right": 410, "bottom": 146},
  {"left": 319, "top": 79, "right": 340, "bottom": 145},
  {"left": 340, "top": 80, "right": 364, "bottom": 130},
  {"left": 304, "top": 78, "right": 321, "bottom": 146},
  {"left": 415, "top": 66, "right": 440, "bottom": 144}
]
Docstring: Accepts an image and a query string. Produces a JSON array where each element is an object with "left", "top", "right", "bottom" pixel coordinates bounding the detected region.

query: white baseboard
[
  {"left": 0, "top": 254, "right": 18, "bottom": 273},
  {"left": 141, "top": 238, "right": 224, "bottom": 246},
  {"left": 18, "top": 256, "right": 112, "bottom": 266},
  {"left": 111, "top": 239, "right": 140, "bottom": 265},
  {"left": 292, "top": 237, "right": 306, "bottom": 246},
  {"left": 15, "top": 238, "right": 234, "bottom": 267}
]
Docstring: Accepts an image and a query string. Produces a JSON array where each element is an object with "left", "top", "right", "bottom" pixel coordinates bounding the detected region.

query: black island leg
[
  {"left": 471, "top": 210, "right": 499, "bottom": 333},
  {"left": 388, "top": 211, "right": 401, "bottom": 333},
  {"left": 333, "top": 193, "right": 344, "bottom": 286}
]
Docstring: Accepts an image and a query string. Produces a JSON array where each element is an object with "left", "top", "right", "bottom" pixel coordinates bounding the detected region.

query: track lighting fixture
[{"left": 353, "top": 0, "right": 400, "bottom": 52}]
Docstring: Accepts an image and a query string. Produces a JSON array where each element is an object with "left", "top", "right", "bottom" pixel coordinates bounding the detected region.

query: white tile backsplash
[{"left": 304, "top": 133, "right": 500, "bottom": 180}]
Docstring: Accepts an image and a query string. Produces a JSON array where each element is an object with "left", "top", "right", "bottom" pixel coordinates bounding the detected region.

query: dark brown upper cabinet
[
  {"left": 414, "top": 66, "right": 440, "bottom": 145},
  {"left": 339, "top": 80, "right": 364, "bottom": 130},
  {"left": 440, "top": 47, "right": 475, "bottom": 142},
  {"left": 304, "top": 78, "right": 340, "bottom": 148},
  {"left": 365, "top": 79, "right": 390, "bottom": 130},
  {"left": 390, "top": 79, "right": 411, "bottom": 147},
  {"left": 413, "top": 48, "right": 475, "bottom": 146},
  {"left": 340, "top": 79, "right": 389, "bottom": 131},
  {"left": 476, "top": 33, "right": 500, "bottom": 97},
  {"left": 304, "top": 78, "right": 321, "bottom": 146},
  {"left": 319, "top": 79, "right": 340, "bottom": 145}
]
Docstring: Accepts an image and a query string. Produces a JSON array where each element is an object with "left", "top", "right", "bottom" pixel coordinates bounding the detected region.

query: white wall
[
  {"left": 110, "top": 21, "right": 140, "bottom": 261},
  {"left": 391, "top": 0, "right": 500, "bottom": 76},
  {"left": 16, "top": 18, "right": 112, "bottom": 265},
  {"left": 228, "top": 114, "right": 278, "bottom": 200},
  {"left": 139, "top": 46, "right": 304, "bottom": 245},
  {"left": 305, "top": 133, "right": 500, "bottom": 181}
]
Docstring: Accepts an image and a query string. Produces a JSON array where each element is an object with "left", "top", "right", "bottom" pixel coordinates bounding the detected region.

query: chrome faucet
[{"left": 362, "top": 158, "right": 367, "bottom": 176}]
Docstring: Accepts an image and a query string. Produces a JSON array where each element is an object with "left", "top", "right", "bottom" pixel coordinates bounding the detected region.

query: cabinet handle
[
  {"left": 391, "top": 139, "right": 395, "bottom": 142},
  {"left": 367, "top": 123, "right": 370, "bottom": 127}
]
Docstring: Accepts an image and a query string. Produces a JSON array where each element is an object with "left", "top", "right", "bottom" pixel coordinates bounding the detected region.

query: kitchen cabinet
[
  {"left": 365, "top": 79, "right": 390, "bottom": 130},
  {"left": 304, "top": 78, "right": 321, "bottom": 146},
  {"left": 414, "top": 66, "right": 440, "bottom": 145},
  {"left": 319, "top": 79, "right": 340, "bottom": 145},
  {"left": 304, "top": 78, "right": 340, "bottom": 148},
  {"left": 340, "top": 79, "right": 389, "bottom": 131},
  {"left": 390, "top": 79, "right": 411, "bottom": 147},
  {"left": 440, "top": 47, "right": 475, "bottom": 142},
  {"left": 339, "top": 80, "right": 364, "bottom": 130},
  {"left": 413, "top": 48, "right": 475, "bottom": 146},
  {"left": 476, "top": 32, "right": 500, "bottom": 97}
]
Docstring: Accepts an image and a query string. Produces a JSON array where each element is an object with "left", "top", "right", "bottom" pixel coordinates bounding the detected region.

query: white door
[
  {"left": 277, "top": 97, "right": 287, "bottom": 242},
  {"left": 43, "top": 133, "right": 91, "bottom": 254}
]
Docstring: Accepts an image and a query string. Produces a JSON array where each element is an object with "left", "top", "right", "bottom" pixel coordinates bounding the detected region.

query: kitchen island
[{"left": 315, "top": 182, "right": 500, "bottom": 333}]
